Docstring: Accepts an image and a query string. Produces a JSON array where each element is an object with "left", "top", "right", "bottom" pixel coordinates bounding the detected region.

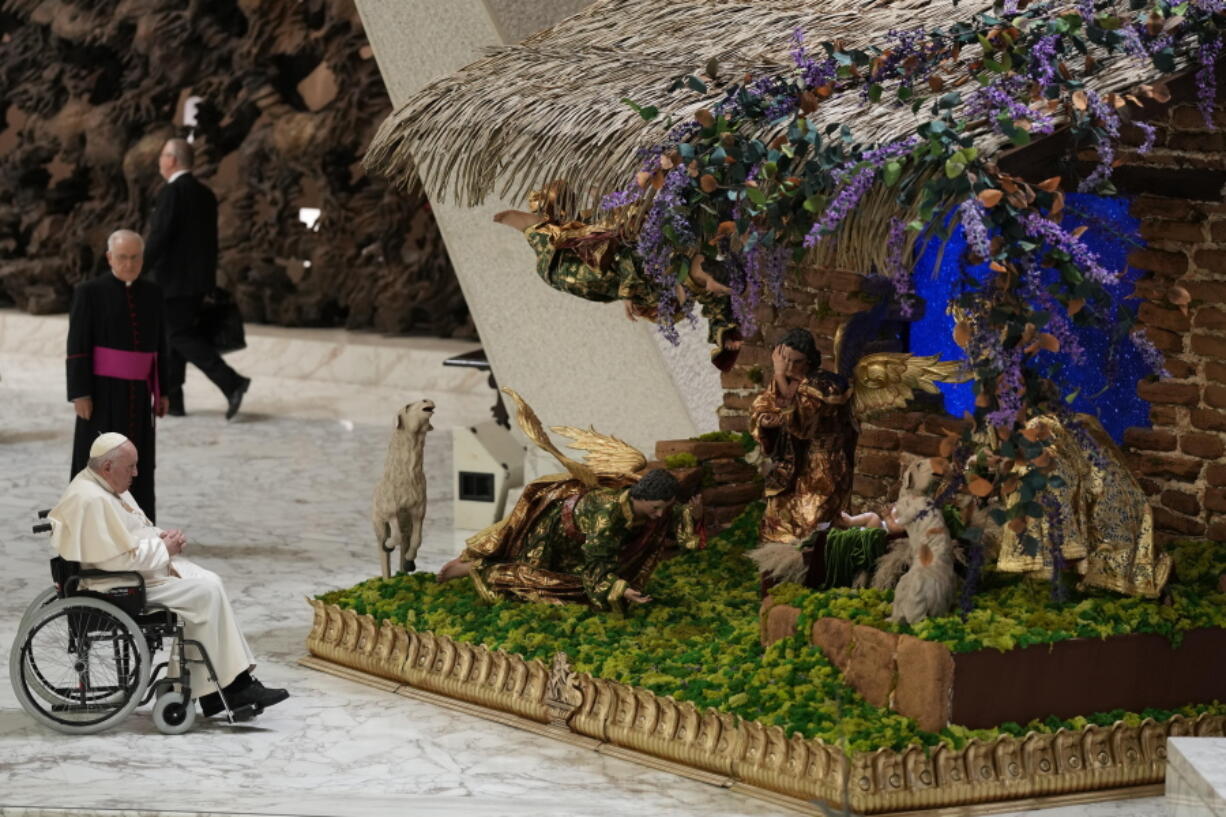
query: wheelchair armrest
[{"left": 65, "top": 570, "right": 147, "bottom": 597}]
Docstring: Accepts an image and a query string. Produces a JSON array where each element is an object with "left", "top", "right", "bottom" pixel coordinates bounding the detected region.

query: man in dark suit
[{"left": 145, "top": 137, "right": 250, "bottom": 420}]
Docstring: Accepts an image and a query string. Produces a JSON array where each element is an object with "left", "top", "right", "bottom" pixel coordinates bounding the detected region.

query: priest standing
[
  {"left": 67, "top": 229, "right": 170, "bottom": 522},
  {"left": 48, "top": 433, "right": 289, "bottom": 717}
]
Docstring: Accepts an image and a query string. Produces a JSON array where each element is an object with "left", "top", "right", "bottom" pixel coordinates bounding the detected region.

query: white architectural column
[{"left": 354, "top": 0, "right": 723, "bottom": 453}]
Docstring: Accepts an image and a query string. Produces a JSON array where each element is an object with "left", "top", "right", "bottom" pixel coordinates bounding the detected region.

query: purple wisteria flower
[
  {"left": 1135, "top": 121, "right": 1158, "bottom": 154},
  {"left": 1130, "top": 330, "right": 1170, "bottom": 377},
  {"left": 1019, "top": 211, "right": 1118, "bottom": 286},
  {"left": 987, "top": 352, "right": 1025, "bottom": 428},
  {"left": 1196, "top": 37, "right": 1222, "bottom": 129},
  {"left": 1120, "top": 26, "right": 1147, "bottom": 59},
  {"left": 1028, "top": 34, "right": 1059, "bottom": 89},
  {"left": 803, "top": 165, "right": 878, "bottom": 248},
  {"left": 1021, "top": 262, "right": 1087, "bottom": 365},
  {"left": 600, "top": 187, "right": 643, "bottom": 210},
  {"left": 866, "top": 27, "right": 940, "bottom": 93},
  {"left": 729, "top": 255, "right": 761, "bottom": 338},
  {"left": 635, "top": 165, "right": 699, "bottom": 343},
  {"left": 790, "top": 28, "right": 838, "bottom": 89},
  {"left": 831, "top": 135, "right": 920, "bottom": 185},
  {"left": 959, "top": 197, "right": 992, "bottom": 261},
  {"left": 1077, "top": 89, "right": 1121, "bottom": 192},
  {"left": 965, "top": 76, "right": 1055, "bottom": 136},
  {"left": 884, "top": 217, "right": 915, "bottom": 317},
  {"left": 731, "top": 241, "right": 789, "bottom": 338}
]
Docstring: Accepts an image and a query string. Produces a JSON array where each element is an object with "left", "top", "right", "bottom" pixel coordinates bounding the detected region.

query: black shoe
[
  {"left": 231, "top": 677, "right": 289, "bottom": 712},
  {"left": 200, "top": 676, "right": 288, "bottom": 717},
  {"left": 168, "top": 390, "right": 186, "bottom": 417},
  {"left": 225, "top": 377, "right": 250, "bottom": 421}
]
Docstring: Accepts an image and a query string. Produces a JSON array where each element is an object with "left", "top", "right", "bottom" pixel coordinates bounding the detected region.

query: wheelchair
[{"left": 10, "top": 510, "right": 260, "bottom": 734}]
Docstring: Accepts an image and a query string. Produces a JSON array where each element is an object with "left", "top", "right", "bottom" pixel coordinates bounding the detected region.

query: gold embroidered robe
[
  {"left": 996, "top": 414, "right": 1172, "bottom": 598},
  {"left": 750, "top": 373, "right": 857, "bottom": 544},
  {"left": 462, "top": 479, "right": 699, "bottom": 612},
  {"left": 523, "top": 224, "right": 740, "bottom": 369}
]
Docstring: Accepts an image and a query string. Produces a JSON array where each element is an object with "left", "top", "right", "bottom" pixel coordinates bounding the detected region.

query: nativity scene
[
  {"left": 5, "top": 0, "right": 1226, "bottom": 815},
  {"left": 324, "top": 0, "right": 1226, "bottom": 810}
]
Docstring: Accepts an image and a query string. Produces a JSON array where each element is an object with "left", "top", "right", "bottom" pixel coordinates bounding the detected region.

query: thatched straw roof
[{"left": 365, "top": 0, "right": 1176, "bottom": 212}]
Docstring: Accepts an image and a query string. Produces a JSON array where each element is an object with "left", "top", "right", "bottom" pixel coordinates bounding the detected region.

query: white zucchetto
[{"left": 90, "top": 432, "right": 130, "bottom": 458}]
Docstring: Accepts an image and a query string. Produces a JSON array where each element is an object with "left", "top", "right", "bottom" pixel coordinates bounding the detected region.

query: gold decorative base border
[{"left": 306, "top": 599, "right": 1223, "bottom": 814}]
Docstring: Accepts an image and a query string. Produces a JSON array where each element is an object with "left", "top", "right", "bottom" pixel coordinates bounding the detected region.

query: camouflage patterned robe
[
  {"left": 463, "top": 479, "right": 699, "bottom": 612},
  {"left": 523, "top": 225, "right": 740, "bottom": 367}
]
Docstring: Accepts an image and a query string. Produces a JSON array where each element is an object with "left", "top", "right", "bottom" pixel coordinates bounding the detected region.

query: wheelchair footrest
[{"left": 228, "top": 702, "right": 262, "bottom": 723}]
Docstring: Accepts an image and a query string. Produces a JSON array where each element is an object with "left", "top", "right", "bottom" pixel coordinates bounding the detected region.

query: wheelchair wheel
[
  {"left": 10, "top": 596, "right": 149, "bottom": 734},
  {"left": 152, "top": 689, "right": 196, "bottom": 735},
  {"left": 16, "top": 586, "right": 58, "bottom": 639},
  {"left": 11, "top": 588, "right": 97, "bottom": 709}
]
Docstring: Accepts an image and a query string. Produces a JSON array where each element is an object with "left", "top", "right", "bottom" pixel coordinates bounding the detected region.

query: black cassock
[{"left": 67, "top": 274, "right": 170, "bottom": 521}]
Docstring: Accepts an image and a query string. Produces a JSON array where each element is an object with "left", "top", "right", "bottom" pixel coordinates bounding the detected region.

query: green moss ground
[{"left": 319, "top": 504, "right": 1226, "bottom": 753}]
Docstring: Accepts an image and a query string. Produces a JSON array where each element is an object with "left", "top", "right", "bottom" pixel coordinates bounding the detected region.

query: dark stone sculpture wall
[{"left": 0, "top": 0, "right": 471, "bottom": 337}]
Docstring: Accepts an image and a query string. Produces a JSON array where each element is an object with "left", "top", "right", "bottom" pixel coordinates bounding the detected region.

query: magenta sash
[{"left": 93, "top": 346, "right": 159, "bottom": 409}]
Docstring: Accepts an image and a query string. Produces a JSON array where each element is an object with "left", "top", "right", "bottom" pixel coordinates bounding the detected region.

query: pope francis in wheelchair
[{"left": 10, "top": 432, "right": 288, "bottom": 734}]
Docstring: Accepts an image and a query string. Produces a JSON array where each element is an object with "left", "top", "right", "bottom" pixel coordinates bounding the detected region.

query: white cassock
[{"left": 48, "top": 468, "right": 256, "bottom": 697}]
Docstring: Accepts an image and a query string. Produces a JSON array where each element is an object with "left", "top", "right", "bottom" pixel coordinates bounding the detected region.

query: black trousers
[{"left": 164, "top": 295, "right": 242, "bottom": 397}]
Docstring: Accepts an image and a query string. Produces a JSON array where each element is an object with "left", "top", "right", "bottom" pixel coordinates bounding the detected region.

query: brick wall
[
  {"left": 720, "top": 61, "right": 1226, "bottom": 531},
  {"left": 1112, "top": 64, "right": 1226, "bottom": 545}
]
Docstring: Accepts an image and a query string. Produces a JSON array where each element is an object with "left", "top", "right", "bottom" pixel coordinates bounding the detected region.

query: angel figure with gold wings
[
  {"left": 748, "top": 320, "right": 967, "bottom": 587},
  {"left": 492, "top": 182, "right": 743, "bottom": 371},
  {"left": 437, "top": 389, "right": 701, "bottom": 613}
]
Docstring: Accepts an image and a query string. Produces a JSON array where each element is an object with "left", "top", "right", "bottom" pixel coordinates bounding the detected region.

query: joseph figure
[
  {"left": 67, "top": 229, "right": 170, "bottom": 521},
  {"left": 438, "top": 469, "right": 700, "bottom": 612},
  {"left": 750, "top": 328, "right": 857, "bottom": 546}
]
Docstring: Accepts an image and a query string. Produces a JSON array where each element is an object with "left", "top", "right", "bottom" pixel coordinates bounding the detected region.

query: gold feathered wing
[
  {"left": 502, "top": 387, "right": 597, "bottom": 487},
  {"left": 850, "top": 353, "right": 971, "bottom": 420},
  {"left": 550, "top": 425, "right": 647, "bottom": 478},
  {"left": 501, "top": 387, "right": 648, "bottom": 486}
]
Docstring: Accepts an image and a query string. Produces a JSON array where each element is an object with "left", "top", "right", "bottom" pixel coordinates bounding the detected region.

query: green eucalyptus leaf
[
  {"left": 884, "top": 161, "right": 902, "bottom": 187},
  {"left": 621, "top": 97, "right": 659, "bottom": 121}
]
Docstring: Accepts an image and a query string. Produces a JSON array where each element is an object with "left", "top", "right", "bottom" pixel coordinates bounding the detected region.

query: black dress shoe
[
  {"left": 225, "top": 377, "right": 251, "bottom": 421},
  {"left": 232, "top": 677, "right": 289, "bottom": 711},
  {"left": 199, "top": 676, "right": 289, "bottom": 717}
]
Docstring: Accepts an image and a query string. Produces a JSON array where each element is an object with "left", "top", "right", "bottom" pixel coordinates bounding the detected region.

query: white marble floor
[{"left": 0, "top": 335, "right": 1174, "bottom": 817}]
